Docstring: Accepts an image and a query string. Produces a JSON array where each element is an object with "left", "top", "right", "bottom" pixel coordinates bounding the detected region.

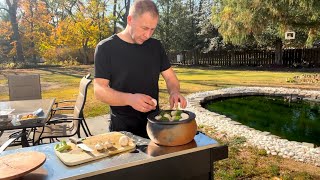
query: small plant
[
  {"left": 286, "top": 77, "right": 296, "bottom": 83},
  {"left": 229, "top": 136, "right": 247, "bottom": 146},
  {"left": 269, "top": 164, "right": 280, "bottom": 176},
  {"left": 257, "top": 149, "right": 267, "bottom": 156}
]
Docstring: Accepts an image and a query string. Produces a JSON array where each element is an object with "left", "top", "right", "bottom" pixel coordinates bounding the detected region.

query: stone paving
[{"left": 185, "top": 86, "right": 320, "bottom": 167}]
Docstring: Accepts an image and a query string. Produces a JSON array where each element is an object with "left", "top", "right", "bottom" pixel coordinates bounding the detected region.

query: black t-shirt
[{"left": 94, "top": 35, "right": 170, "bottom": 137}]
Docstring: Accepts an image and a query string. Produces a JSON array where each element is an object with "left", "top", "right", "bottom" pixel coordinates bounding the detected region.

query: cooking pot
[{"left": 146, "top": 110, "right": 197, "bottom": 146}]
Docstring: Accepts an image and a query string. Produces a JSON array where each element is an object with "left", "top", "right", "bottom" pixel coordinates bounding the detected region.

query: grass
[
  {"left": 0, "top": 65, "right": 320, "bottom": 179},
  {"left": 200, "top": 126, "right": 320, "bottom": 180},
  {"left": 1, "top": 65, "right": 319, "bottom": 117}
]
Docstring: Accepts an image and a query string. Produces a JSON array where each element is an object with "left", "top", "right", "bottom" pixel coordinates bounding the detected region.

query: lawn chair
[
  {"left": 50, "top": 73, "right": 93, "bottom": 137},
  {"left": 32, "top": 76, "right": 92, "bottom": 145},
  {"left": 8, "top": 74, "right": 41, "bottom": 101},
  {"left": 51, "top": 73, "right": 91, "bottom": 111},
  {"left": 6, "top": 74, "right": 42, "bottom": 146}
]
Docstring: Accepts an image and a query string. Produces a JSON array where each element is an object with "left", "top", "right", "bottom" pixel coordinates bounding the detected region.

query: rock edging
[{"left": 186, "top": 86, "right": 320, "bottom": 166}]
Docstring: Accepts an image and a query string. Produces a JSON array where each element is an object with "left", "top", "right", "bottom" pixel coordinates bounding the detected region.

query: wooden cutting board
[
  {"left": 55, "top": 132, "right": 136, "bottom": 166},
  {"left": 0, "top": 151, "right": 46, "bottom": 180}
]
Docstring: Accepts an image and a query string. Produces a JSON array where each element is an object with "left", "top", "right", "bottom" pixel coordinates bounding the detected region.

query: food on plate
[
  {"left": 151, "top": 98, "right": 157, "bottom": 106},
  {"left": 20, "top": 113, "right": 38, "bottom": 120},
  {"left": 104, "top": 140, "right": 113, "bottom": 149},
  {"left": 155, "top": 110, "right": 189, "bottom": 121},
  {"left": 55, "top": 140, "right": 72, "bottom": 152},
  {"left": 95, "top": 143, "right": 104, "bottom": 151},
  {"left": 119, "top": 135, "right": 129, "bottom": 147}
]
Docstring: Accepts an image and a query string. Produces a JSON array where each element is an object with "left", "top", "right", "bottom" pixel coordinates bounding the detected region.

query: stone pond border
[{"left": 185, "top": 86, "right": 320, "bottom": 166}]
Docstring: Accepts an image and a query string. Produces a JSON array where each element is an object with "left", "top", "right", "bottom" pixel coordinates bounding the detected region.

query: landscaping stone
[{"left": 186, "top": 86, "right": 320, "bottom": 166}]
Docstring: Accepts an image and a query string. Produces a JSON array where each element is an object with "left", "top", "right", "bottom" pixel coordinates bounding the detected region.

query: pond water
[{"left": 204, "top": 96, "right": 320, "bottom": 146}]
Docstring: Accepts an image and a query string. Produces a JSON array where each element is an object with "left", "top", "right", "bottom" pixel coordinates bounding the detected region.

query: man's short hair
[{"left": 129, "top": 0, "right": 159, "bottom": 19}]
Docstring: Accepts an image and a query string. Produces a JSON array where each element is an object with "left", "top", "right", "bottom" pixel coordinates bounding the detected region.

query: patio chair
[
  {"left": 6, "top": 74, "right": 42, "bottom": 146},
  {"left": 50, "top": 73, "right": 93, "bottom": 137},
  {"left": 51, "top": 73, "right": 91, "bottom": 111},
  {"left": 8, "top": 74, "right": 42, "bottom": 101},
  {"left": 32, "top": 76, "right": 92, "bottom": 145}
]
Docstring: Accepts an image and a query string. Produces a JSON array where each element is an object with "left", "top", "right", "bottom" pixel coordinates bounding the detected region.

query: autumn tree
[
  {"left": 1, "top": 0, "right": 25, "bottom": 62},
  {"left": 52, "top": 0, "right": 112, "bottom": 64},
  {"left": 20, "top": 0, "right": 53, "bottom": 62}
]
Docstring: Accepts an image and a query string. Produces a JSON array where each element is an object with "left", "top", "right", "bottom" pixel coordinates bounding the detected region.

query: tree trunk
[
  {"left": 82, "top": 38, "right": 89, "bottom": 65},
  {"left": 123, "top": 0, "right": 130, "bottom": 27},
  {"left": 30, "top": 0, "right": 37, "bottom": 62},
  {"left": 6, "top": 0, "right": 25, "bottom": 63},
  {"left": 275, "top": 38, "right": 283, "bottom": 65},
  {"left": 113, "top": 0, "right": 117, "bottom": 34}
]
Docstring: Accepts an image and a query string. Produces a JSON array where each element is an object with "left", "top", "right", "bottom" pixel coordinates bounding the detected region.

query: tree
[
  {"left": 211, "top": 0, "right": 320, "bottom": 64},
  {"left": 111, "top": 0, "right": 131, "bottom": 31},
  {"left": 211, "top": 0, "right": 320, "bottom": 48},
  {"left": 20, "top": 0, "right": 53, "bottom": 62},
  {"left": 1, "top": 0, "right": 25, "bottom": 62},
  {"left": 52, "top": 0, "right": 112, "bottom": 64},
  {"left": 155, "top": 0, "right": 194, "bottom": 51}
]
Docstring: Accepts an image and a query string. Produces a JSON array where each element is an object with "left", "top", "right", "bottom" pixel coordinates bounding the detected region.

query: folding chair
[
  {"left": 33, "top": 76, "right": 92, "bottom": 145},
  {"left": 6, "top": 74, "right": 42, "bottom": 146},
  {"left": 50, "top": 73, "right": 93, "bottom": 137}
]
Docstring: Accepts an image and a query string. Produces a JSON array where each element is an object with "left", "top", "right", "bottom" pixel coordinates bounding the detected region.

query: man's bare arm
[{"left": 161, "top": 68, "right": 187, "bottom": 109}]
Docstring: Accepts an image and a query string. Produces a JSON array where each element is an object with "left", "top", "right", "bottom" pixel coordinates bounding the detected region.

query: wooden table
[
  {"left": 0, "top": 98, "right": 55, "bottom": 147},
  {"left": 0, "top": 132, "right": 228, "bottom": 180}
]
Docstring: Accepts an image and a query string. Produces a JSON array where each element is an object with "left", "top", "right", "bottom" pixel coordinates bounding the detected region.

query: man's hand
[
  {"left": 169, "top": 92, "right": 187, "bottom": 109},
  {"left": 127, "top": 93, "right": 157, "bottom": 112}
]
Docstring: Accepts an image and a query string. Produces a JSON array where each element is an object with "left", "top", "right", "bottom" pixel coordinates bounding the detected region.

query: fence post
[
  {"left": 275, "top": 39, "right": 283, "bottom": 65},
  {"left": 230, "top": 50, "right": 235, "bottom": 66}
]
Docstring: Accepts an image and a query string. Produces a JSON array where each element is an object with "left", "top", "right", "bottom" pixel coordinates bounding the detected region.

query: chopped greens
[{"left": 54, "top": 140, "right": 71, "bottom": 152}]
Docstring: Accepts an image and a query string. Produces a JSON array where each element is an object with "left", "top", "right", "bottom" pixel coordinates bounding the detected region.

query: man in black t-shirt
[{"left": 94, "top": 0, "right": 187, "bottom": 138}]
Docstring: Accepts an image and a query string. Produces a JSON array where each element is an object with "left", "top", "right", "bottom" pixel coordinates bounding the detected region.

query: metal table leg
[{"left": 21, "top": 128, "right": 30, "bottom": 147}]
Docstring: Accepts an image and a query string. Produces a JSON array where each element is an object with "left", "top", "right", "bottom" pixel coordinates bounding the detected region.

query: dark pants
[{"left": 109, "top": 113, "right": 149, "bottom": 138}]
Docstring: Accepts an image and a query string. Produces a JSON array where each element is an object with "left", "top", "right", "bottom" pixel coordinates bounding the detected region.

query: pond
[{"left": 203, "top": 96, "right": 320, "bottom": 146}]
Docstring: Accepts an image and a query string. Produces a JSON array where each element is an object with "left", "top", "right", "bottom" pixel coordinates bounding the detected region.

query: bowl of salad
[{"left": 146, "top": 110, "right": 197, "bottom": 146}]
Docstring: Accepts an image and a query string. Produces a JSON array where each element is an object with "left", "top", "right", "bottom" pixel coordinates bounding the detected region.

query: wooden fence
[{"left": 169, "top": 48, "right": 320, "bottom": 67}]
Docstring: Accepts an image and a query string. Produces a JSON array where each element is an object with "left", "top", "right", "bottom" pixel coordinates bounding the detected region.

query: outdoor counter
[{"left": 1, "top": 131, "right": 228, "bottom": 180}]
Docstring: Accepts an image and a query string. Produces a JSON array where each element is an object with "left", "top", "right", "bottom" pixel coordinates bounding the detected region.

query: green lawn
[{"left": 0, "top": 65, "right": 319, "bottom": 118}]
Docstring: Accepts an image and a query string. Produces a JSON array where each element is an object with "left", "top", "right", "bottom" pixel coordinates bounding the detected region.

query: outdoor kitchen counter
[{"left": 1, "top": 132, "right": 228, "bottom": 180}]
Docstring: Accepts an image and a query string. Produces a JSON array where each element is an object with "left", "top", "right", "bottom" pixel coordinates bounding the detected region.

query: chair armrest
[
  {"left": 51, "top": 106, "right": 74, "bottom": 111},
  {"left": 48, "top": 118, "right": 82, "bottom": 124},
  {"left": 56, "top": 100, "right": 76, "bottom": 104},
  {"left": 54, "top": 100, "right": 76, "bottom": 108},
  {"left": 0, "top": 138, "right": 17, "bottom": 153},
  {"left": 0, "top": 132, "right": 24, "bottom": 153}
]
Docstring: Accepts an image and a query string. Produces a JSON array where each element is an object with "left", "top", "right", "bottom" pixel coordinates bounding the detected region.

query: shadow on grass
[{"left": 37, "top": 66, "right": 93, "bottom": 79}]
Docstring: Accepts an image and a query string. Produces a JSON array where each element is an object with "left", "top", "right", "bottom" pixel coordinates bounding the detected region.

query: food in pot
[
  {"left": 181, "top": 113, "right": 189, "bottom": 119},
  {"left": 119, "top": 135, "right": 129, "bottom": 147},
  {"left": 155, "top": 110, "right": 189, "bottom": 121}
]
